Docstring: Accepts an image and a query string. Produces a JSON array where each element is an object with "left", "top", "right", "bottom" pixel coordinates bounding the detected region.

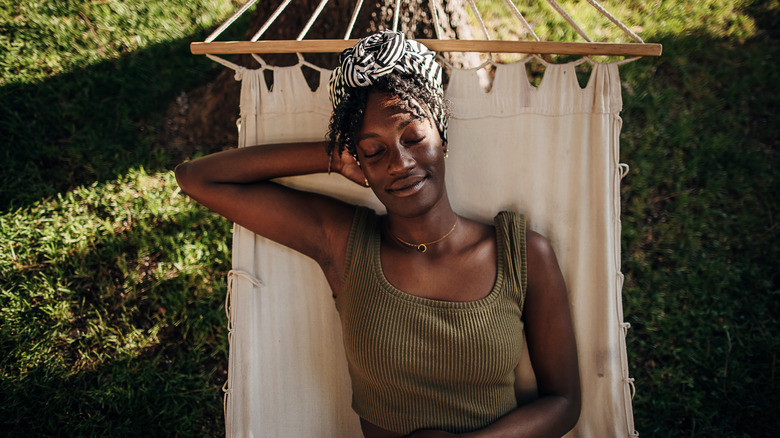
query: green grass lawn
[{"left": 1, "top": 0, "right": 778, "bottom": 436}]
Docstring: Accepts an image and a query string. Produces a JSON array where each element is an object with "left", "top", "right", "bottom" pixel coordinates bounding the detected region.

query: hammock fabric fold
[{"left": 224, "top": 58, "right": 636, "bottom": 437}]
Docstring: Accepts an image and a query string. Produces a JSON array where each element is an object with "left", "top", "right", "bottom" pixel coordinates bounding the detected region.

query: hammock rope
[
  {"left": 252, "top": 0, "right": 293, "bottom": 41},
  {"left": 503, "top": 0, "right": 540, "bottom": 42},
  {"left": 467, "top": 0, "right": 491, "bottom": 40},
  {"left": 344, "top": 0, "right": 365, "bottom": 39},
  {"left": 192, "top": 0, "right": 661, "bottom": 57},
  {"left": 584, "top": 0, "right": 644, "bottom": 43},
  {"left": 205, "top": 0, "right": 258, "bottom": 43},
  {"left": 545, "top": 0, "right": 592, "bottom": 42},
  {"left": 428, "top": 0, "right": 444, "bottom": 39},
  {"left": 392, "top": 0, "right": 403, "bottom": 31},
  {"left": 298, "top": 0, "right": 330, "bottom": 40}
]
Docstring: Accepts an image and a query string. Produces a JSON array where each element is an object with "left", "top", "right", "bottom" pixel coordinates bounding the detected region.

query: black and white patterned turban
[{"left": 329, "top": 30, "right": 448, "bottom": 142}]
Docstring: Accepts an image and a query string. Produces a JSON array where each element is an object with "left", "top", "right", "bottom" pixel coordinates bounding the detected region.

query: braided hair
[
  {"left": 326, "top": 31, "right": 450, "bottom": 160},
  {"left": 326, "top": 71, "right": 450, "bottom": 159}
]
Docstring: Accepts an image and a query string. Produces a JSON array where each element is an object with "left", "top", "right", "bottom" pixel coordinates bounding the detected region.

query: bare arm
[
  {"left": 174, "top": 142, "right": 365, "bottom": 293},
  {"left": 406, "top": 231, "right": 580, "bottom": 438}
]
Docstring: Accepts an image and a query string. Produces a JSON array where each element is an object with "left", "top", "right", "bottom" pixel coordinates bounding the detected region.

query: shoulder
[
  {"left": 492, "top": 211, "right": 561, "bottom": 291},
  {"left": 524, "top": 229, "right": 566, "bottom": 305},
  {"left": 526, "top": 230, "right": 556, "bottom": 263}
]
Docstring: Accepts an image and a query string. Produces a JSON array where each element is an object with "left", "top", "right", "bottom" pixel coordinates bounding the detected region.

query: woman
[{"left": 176, "top": 31, "right": 580, "bottom": 437}]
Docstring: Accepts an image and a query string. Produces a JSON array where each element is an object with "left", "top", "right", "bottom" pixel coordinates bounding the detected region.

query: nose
[{"left": 386, "top": 144, "right": 415, "bottom": 175}]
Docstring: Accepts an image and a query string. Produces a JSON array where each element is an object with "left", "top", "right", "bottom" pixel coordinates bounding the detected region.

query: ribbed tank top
[{"left": 335, "top": 207, "right": 527, "bottom": 434}]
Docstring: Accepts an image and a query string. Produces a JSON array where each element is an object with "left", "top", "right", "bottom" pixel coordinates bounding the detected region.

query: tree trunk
[{"left": 160, "top": 0, "right": 475, "bottom": 160}]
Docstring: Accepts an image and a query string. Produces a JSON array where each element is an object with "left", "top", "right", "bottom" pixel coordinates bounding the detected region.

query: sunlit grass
[
  {"left": 0, "top": 0, "right": 241, "bottom": 86},
  {"left": 0, "top": 168, "right": 232, "bottom": 434},
  {"left": 468, "top": 0, "right": 758, "bottom": 42}
]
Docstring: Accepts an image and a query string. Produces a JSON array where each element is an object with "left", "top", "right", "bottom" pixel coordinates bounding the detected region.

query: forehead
[{"left": 361, "top": 92, "right": 424, "bottom": 130}]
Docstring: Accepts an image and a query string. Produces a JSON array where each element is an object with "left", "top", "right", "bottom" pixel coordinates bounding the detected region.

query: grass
[
  {"left": 1, "top": 0, "right": 241, "bottom": 435},
  {"left": 1, "top": 169, "right": 231, "bottom": 435},
  {"left": 0, "top": 0, "right": 245, "bottom": 209},
  {"left": 1, "top": 0, "right": 779, "bottom": 436}
]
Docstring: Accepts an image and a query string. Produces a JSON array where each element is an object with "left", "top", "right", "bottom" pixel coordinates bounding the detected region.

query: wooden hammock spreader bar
[{"left": 191, "top": 39, "right": 662, "bottom": 57}]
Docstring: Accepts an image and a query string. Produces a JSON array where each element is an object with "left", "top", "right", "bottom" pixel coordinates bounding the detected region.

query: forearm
[
  {"left": 175, "top": 141, "right": 329, "bottom": 193},
  {"left": 465, "top": 394, "right": 580, "bottom": 438}
]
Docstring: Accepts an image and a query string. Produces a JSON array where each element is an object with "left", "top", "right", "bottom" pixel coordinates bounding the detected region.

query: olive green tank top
[{"left": 335, "top": 207, "right": 527, "bottom": 434}]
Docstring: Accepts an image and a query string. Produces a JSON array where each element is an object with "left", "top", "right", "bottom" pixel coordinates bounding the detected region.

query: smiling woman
[{"left": 175, "top": 30, "right": 580, "bottom": 437}]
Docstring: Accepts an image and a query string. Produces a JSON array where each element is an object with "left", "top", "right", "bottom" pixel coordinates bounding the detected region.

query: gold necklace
[{"left": 390, "top": 217, "right": 459, "bottom": 253}]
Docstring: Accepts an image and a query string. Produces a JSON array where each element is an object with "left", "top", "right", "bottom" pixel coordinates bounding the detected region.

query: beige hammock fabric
[{"left": 224, "top": 58, "right": 636, "bottom": 437}]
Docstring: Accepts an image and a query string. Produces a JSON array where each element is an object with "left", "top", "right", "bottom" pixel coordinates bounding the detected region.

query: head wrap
[{"left": 329, "top": 30, "right": 448, "bottom": 142}]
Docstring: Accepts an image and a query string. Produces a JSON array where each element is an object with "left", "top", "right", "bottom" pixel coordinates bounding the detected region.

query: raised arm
[{"left": 174, "top": 142, "right": 365, "bottom": 293}]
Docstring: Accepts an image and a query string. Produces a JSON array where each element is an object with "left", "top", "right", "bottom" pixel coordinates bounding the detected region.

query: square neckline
[{"left": 370, "top": 215, "right": 506, "bottom": 310}]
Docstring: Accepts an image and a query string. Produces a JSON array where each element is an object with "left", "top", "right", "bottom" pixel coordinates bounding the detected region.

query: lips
[{"left": 386, "top": 175, "right": 427, "bottom": 197}]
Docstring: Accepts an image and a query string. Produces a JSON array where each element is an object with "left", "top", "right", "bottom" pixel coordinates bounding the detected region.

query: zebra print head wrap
[{"left": 329, "top": 30, "right": 448, "bottom": 142}]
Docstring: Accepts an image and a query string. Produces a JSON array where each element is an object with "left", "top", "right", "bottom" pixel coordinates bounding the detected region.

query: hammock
[
  {"left": 221, "top": 56, "right": 634, "bottom": 436},
  {"left": 194, "top": 1, "right": 659, "bottom": 436}
]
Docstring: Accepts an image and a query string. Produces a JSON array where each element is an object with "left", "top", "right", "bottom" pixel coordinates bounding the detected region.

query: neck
[{"left": 385, "top": 195, "right": 458, "bottom": 248}]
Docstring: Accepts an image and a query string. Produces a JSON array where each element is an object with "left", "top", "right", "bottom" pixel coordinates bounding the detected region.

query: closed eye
[
  {"left": 363, "top": 147, "right": 385, "bottom": 158},
  {"left": 404, "top": 136, "right": 425, "bottom": 145}
]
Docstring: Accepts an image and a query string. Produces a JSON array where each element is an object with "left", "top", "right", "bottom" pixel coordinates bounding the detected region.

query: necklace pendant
[{"left": 416, "top": 244, "right": 427, "bottom": 253}]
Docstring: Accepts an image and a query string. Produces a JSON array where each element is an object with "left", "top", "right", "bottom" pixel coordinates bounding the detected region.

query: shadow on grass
[
  {"left": 0, "top": 204, "right": 230, "bottom": 436},
  {"left": 0, "top": 343, "right": 225, "bottom": 437},
  {"left": 617, "top": 5, "right": 779, "bottom": 437},
  {"left": 0, "top": 30, "right": 234, "bottom": 212}
]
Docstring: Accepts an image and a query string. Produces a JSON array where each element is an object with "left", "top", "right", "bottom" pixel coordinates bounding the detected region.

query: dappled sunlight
[
  {"left": 0, "top": 168, "right": 230, "bottom": 382},
  {"left": 1, "top": 0, "right": 242, "bottom": 87},
  {"left": 469, "top": 0, "right": 758, "bottom": 44}
]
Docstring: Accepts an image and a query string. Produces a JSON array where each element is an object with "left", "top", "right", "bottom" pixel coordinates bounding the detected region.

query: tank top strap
[{"left": 493, "top": 211, "right": 528, "bottom": 314}]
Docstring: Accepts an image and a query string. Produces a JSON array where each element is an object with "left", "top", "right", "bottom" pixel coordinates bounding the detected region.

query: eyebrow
[{"left": 357, "top": 119, "right": 414, "bottom": 142}]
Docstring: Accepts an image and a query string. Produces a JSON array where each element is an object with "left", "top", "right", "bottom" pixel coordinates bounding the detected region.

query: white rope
[
  {"left": 392, "top": 0, "right": 402, "bottom": 32},
  {"left": 222, "top": 268, "right": 266, "bottom": 427},
  {"left": 502, "top": 0, "right": 540, "bottom": 42},
  {"left": 624, "top": 377, "right": 636, "bottom": 399},
  {"left": 619, "top": 163, "right": 630, "bottom": 179},
  {"left": 584, "top": 0, "right": 644, "bottom": 43},
  {"left": 251, "top": 53, "right": 269, "bottom": 68},
  {"left": 467, "top": 0, "right": 490, "bottom": 40},
  {"left": 545, "top": 0, "right": 592, "bottom": 42},
  {"left": 297, "top": 0, "right": 329, "bottom": 41},
  {"left": 616, "top": 56, "right": 641, "bottom": 66},
  {"left": 344, "top": 0, "right": 365, "bottom": 39},
  {"left": 205, "top": 0, "right": 258, "bottom": 42},
  {"left": 530, "top": 54, "right": 550, "bottom": 66},
  {"left": 621, "top": 321, "right": 631, "bottom": 337},
  {"left": 296, "top": 53, "right": 329, "bottom": 72},
  {"left": 428, "top": 0, "right": 443, "bottom": 40},
  {"left": 206, "top": 54, "right": 242, "bottom": 72},
  {"left": 436, "top": 54, "right": 495, "bottom": 72},
  {"left": 251, "top": 0, "right": 292, "bottom": 41},
  {"left": 466, "top": 0, "right": 493, "bottom": 62},
  {"left": 228, "top": 269, "right": 264, "bottom": 288}
]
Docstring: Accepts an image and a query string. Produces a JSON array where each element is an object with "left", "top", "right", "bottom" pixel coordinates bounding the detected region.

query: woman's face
[{"left": 356, "top": 91, "right": 447, "bottom": 217}]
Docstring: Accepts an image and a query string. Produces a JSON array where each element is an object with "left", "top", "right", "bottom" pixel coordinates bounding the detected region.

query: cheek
[{"left": 422, "top": 145, "right": 445, "bottom": 167}]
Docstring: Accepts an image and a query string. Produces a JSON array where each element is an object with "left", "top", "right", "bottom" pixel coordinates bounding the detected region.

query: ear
[{"left": 442, "top": 141, "right": 448, "bottom": 157}]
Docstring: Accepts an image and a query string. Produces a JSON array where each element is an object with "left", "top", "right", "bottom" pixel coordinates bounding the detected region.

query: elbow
[
  {"left": 174, "top": 161, "right": 194, "bottom": 196},
  {"left": 546, "top": 381, "right": 581, "bottom": 434},
  {"left": 567, "top": 392, "right": 581, "bottom": 432},
  {"left": 561, "top": 383, "right": 582, "bottom": 433}
]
